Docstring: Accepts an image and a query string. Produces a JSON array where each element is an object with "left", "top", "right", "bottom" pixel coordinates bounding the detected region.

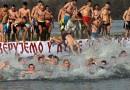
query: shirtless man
[
  {"left": 123, "top": 6, "right": 130, "bottom": 38},
  {"left": 78, "top": 0, "right": 93, "bottom": 39},
  {"left": 8, "top": 4, "right": 19, "bottom": 41},
  {"left": 62, "top": 0, "right": 77, "bottom": 25},
  {"left": 58, "top": 8, "right": 65, "bottom": 30},
  {"left": 58, "top": 2, "right": 68, "bottom": 27},
  {"left": 65, "top": 11, "right": 82, "bottom": 37},
  {"left": 91, "top": 18, "right": 100, "bottom": 40},
  {"left": 0, "top": 4, "right": 9, "bottom": 42},
  {"left": 92, "top": 4, "right": 102, "bottom": 34},
  {"left": 44, "top": 5, "right": 54, "bottom": 40},
  {"left": 37, "top": 5, "right": 46, "bottom": 41},
  {"left": 19, "top": 2, "right": 31, "bottom": 41},
  {"left": 31, "top": 0, "right": 43, "bottom": 40},
  {"left": 92, "top": 4, "right": 101, "bottom": 19},
  {"left": 50, "top": 28, "right": 81, "bottom": 55},
  {"left": 21, "top": 64, "right": 36, "bottom": 77},
  {"left": 101, "top": 2, "right": 112, "bottom": 37},
  {"left": 11, "top": 16, "right": 28, "bottom": 41}
]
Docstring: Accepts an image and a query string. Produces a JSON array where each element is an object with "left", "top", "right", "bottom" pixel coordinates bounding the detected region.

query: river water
[
  {"left": 1, "top": 20, "right": 130, "bottom": 90},
  {"left": 0, "top": 78, "right": 130, "bottom": 90}
]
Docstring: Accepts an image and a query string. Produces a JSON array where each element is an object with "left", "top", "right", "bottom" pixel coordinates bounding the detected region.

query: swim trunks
[
  {"left": 32, "top": 19, "right": 36, "bottom": 25},
  {"left": 64, "top": 15, "right": 71, "bottom": 25},
  {"left": 60, "top": 19, "right": 64, "bottom": 25},
  {"left": 4, "top": 23, "right": 8, "bottom": 34},
  {"left": 103, "top": 21, "right": 110, "bottom": 26},
  {"left": 123, "top": 21, "right": 130, "bottom": 30},
  {"left": 25, "top": 23, "right": 30, "bottom": 28},
  {"left": 37, "top": 20, "right": 46, "bottom": 28},
  {"left": 82, "top": 16, "right": 91, "bottom": 24}
]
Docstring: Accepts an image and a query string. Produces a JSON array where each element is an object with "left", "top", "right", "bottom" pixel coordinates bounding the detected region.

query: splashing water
[{"left": 1, "top": 37, "right": 130, "bottom": 81}]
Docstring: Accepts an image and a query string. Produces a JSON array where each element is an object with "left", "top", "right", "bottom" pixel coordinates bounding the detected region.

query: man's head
[
  {"left": 105, "top": 2, "right": 111, "bottom": 9},
  {"left": 119, "top": 50, "right": 127, "bottom": 57},
  {"left": 22, "top": 16, "right": 27, "bottom": 22},
  {"left": 38, "top": 0, "right": 43, "bottom": 7},
  {"left": 45, "top": 5, "right": 50, "bottom": 11},
  {"left": 72, "top": 0, "right": 77, "bottom": 5},
  {"left": 28, "top": 64, "right": 35, "bottom": 71},
  {"left": 101, "top": 60, "right": 107, "bottom": 65},
  {"left": 23, "top": 2, "right": 28, "bottom": 9},
  {"left": 38, "top": 57, "right": 44, "bottom": 64},
  {"left": 53, "top": 55, "right": 59, "bottom": 65},
  {"left": 3, "top": 4, "right": 8, "bottom": 11},
  {"left": 87, "top": 0, "right": 92, "bottom": 6},
  {"left": 18, "top": 57, "right": 26, "bottom": 64},
  {"left": 11, "top": 4, "right": 15, "bottom": 11},
  {"left": 63, "top": 59, "right": 70, "bottom": 68},
  {"left": 94, "top": 4, "right": 99, "bottom": 10}
]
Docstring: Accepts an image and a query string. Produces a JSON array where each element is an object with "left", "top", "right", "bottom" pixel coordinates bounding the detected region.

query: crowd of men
[
  {"left": 0, "top": 49, "right": 127, "bottom": 80},
  {"left": 0, "top": 1, "right": 54, "bottom": 42},
  {"left": 0, "top": 0, "right": 130, "bottom": 43}
]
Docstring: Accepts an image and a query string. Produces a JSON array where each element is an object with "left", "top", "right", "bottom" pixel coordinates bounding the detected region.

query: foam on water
[{"left": 1, "top": 37, "right": 130, "bottom": 81}]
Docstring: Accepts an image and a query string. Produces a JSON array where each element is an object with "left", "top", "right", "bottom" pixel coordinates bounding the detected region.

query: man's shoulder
[{"left": 19, "top": 8, "right": 23, "bottom": 11}]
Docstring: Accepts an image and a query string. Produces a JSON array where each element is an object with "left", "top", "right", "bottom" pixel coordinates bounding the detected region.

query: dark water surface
[{"left": 0, "top": 78, "right": 130, "bottom": 90}]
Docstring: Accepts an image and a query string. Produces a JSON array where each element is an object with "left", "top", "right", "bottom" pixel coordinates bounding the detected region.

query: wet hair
[
  {"left": 45, "top": 5, "right": 49, "bottom": 9},
  {"left": 11, "top": 4, "right": 15, "bottom": 7},
  {"left": 38, "top": 57, "right": 43, "bottom": 61},
  {"left": 38, "top": 0, "right": 43, "bottom": 3},
  {"left": 48, "top": 54, "right": 53, "bottom": 58},
  {"left": 63, "top": 59, "right": 69, "bottom": 64},
  {"left": 3, "top": 4, "right": 8, "bottom": 8},
  {"left": 53, "top": 56, "right": 59, "bottom": 61},
  {"left": 22, "top": 16, "right": 27, "bottom": 20},
  {"left": 101, "top": 60, "right": 107, "bottom": 65},
  {"left": 18, "top": 57, "right": 24, "bottom": 62},
  {"left": 72, "top": 0, "right": 77, "bottom": 2},
  {"left": 77, "top": 12, "right": 82, "bottom": 18},
  {"left": 28, "top": 64, "right": 35, "bottom": 68},
  {"left": 23, "top": 2, "right": 28, "bottom": 6},
  {"left": 121, "top": 50, "right": 126, "bottom": 54}
]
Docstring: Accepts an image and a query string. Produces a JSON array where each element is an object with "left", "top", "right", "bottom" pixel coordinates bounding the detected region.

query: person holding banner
[{"left": 50, "top": 28, "right": 81, "bottom": 55}]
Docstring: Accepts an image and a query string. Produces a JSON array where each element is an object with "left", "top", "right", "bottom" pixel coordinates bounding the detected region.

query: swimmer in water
[
  {"left": 99, "top": 60, "right": 107, "bottom": 69},
  {"left": 119, "top": 50, "right": 127, "bottom": 57},
  {"left": 86, "top": 57, "right": 96, "bottom": 67},
  {"left": 61, "top": 59, "right": 71, "bottom": 70},
  {"left": 21, "top": 64, "right": 36, "bottom": 77}
]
